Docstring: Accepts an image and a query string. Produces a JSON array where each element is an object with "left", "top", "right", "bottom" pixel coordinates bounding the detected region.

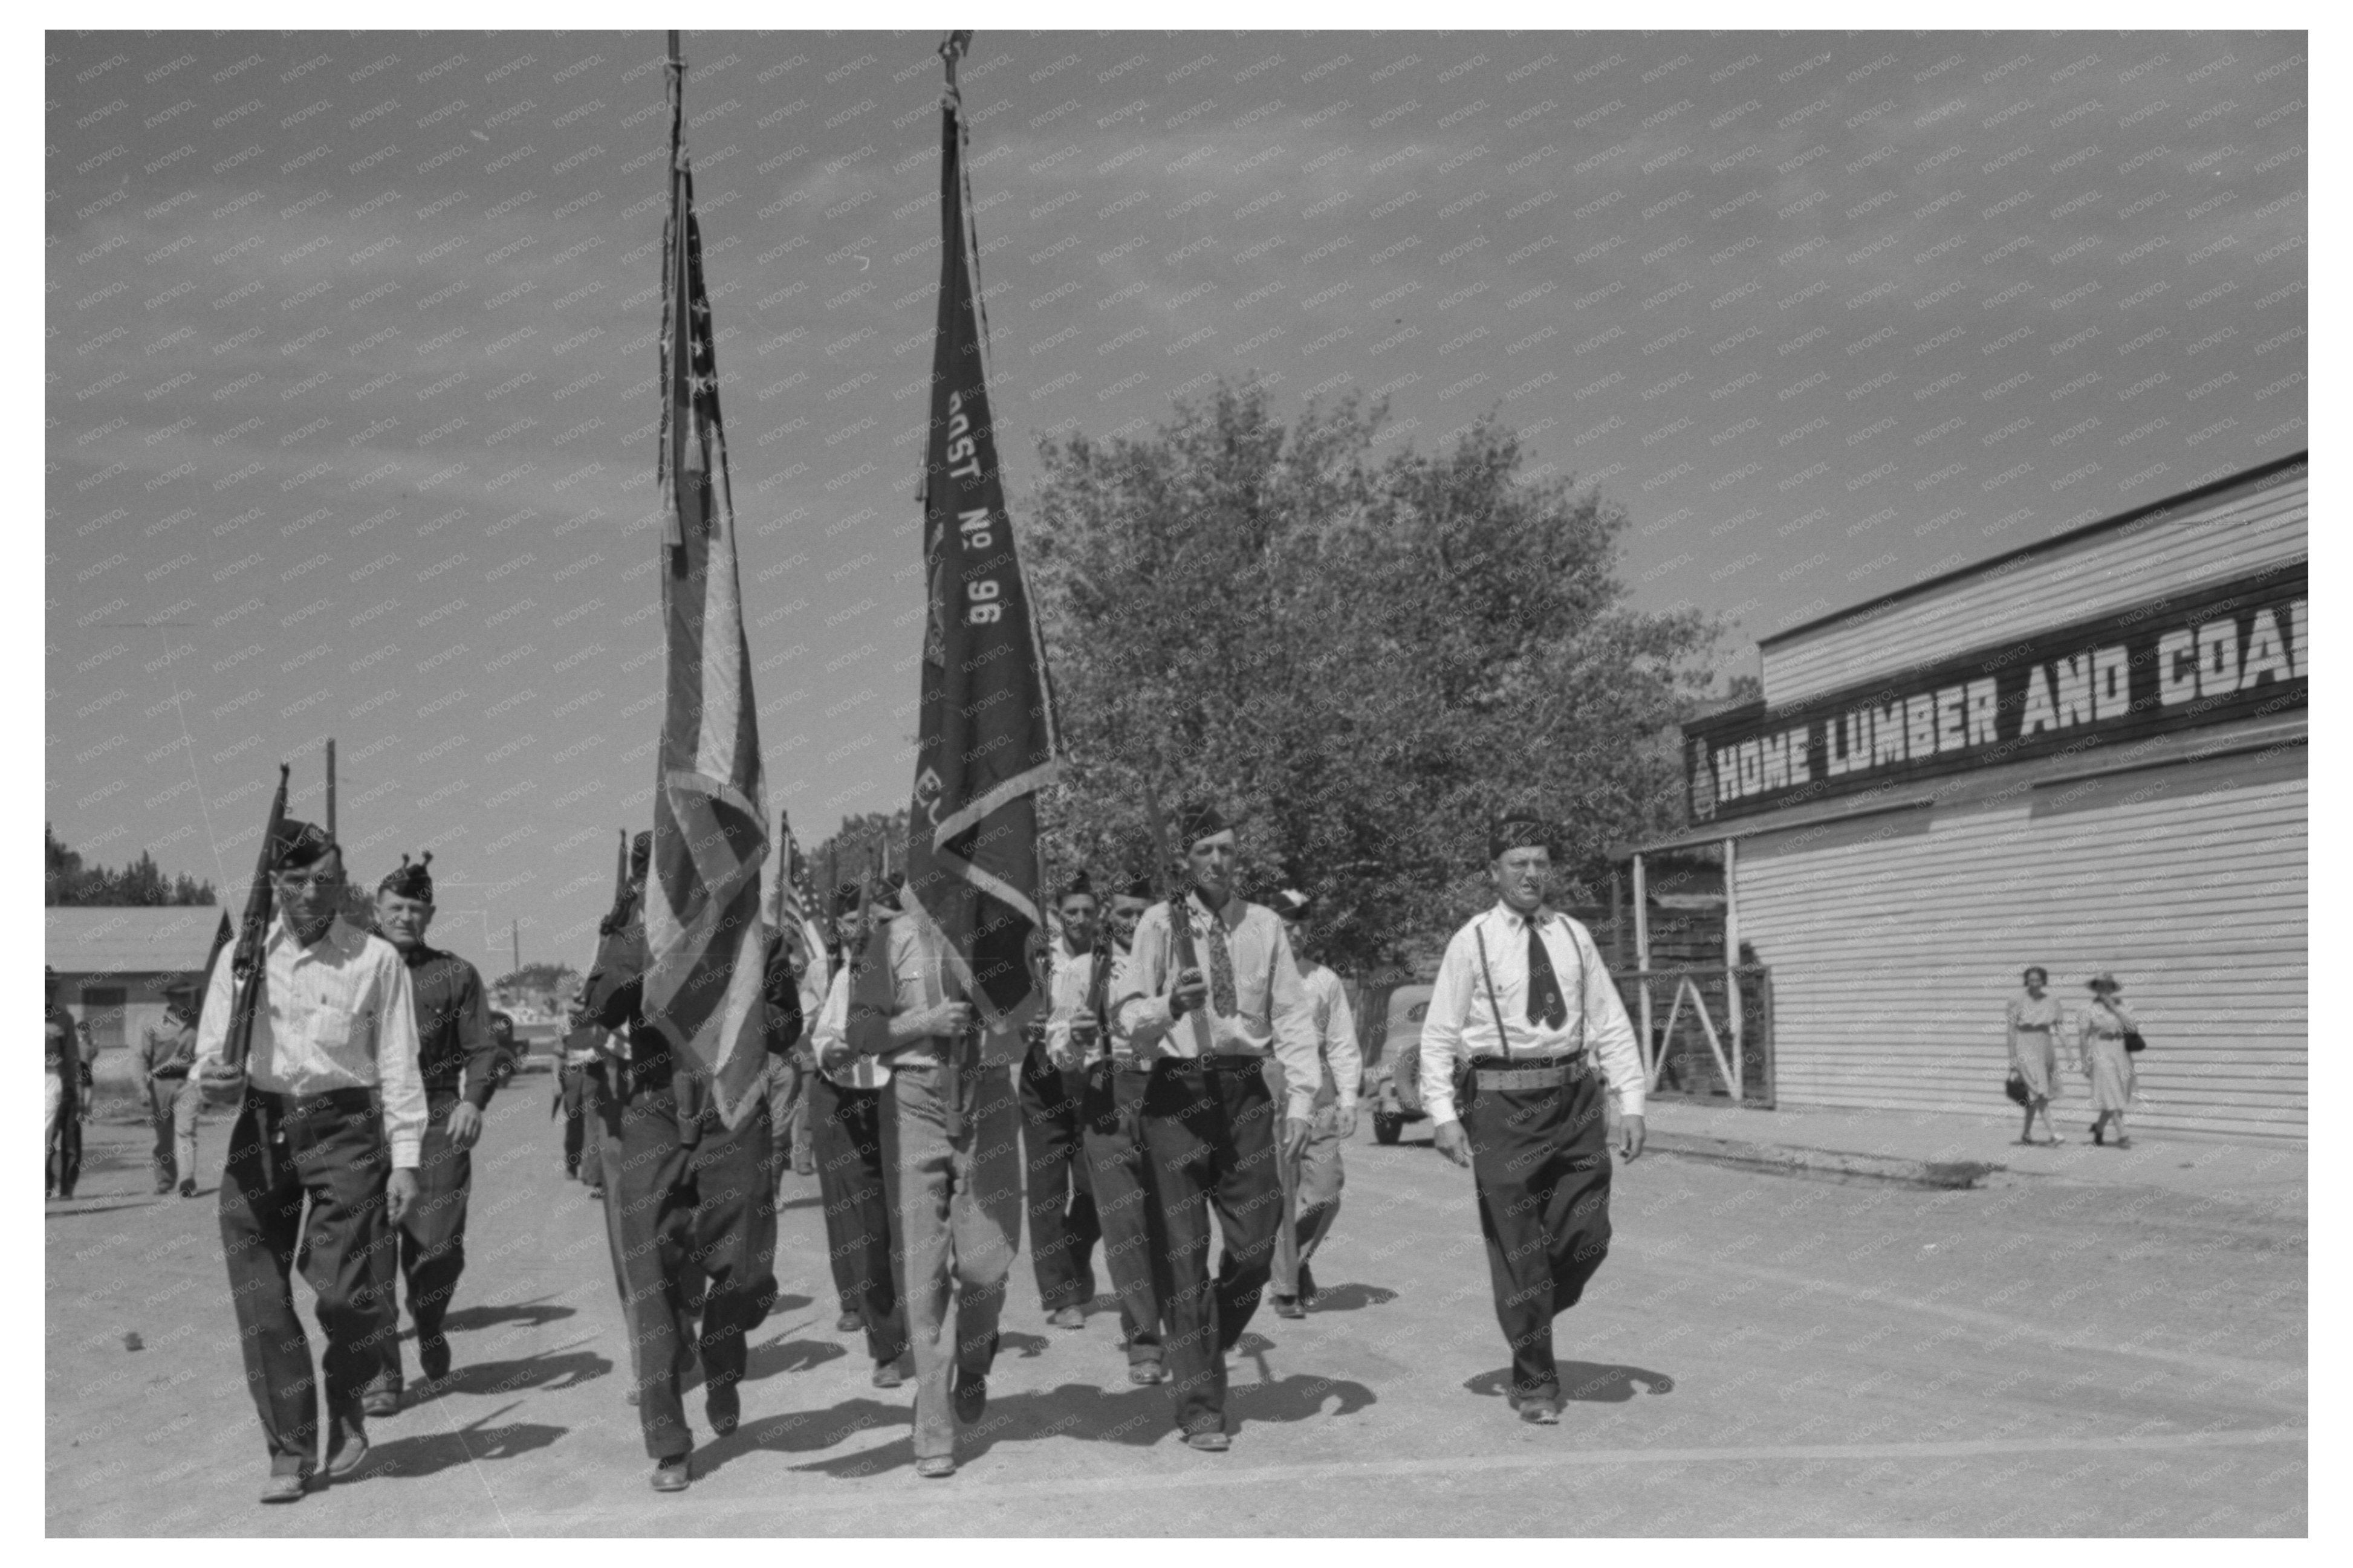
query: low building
[
  {"left": 45, "top": 906, "right": 227, "bottom": 1063},
  {"left": 1630, "top": 452, "right": 2307, "bottom": 1142}
]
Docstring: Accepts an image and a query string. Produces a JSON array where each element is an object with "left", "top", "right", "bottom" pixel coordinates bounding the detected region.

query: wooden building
[
  {"left": 45, "top": 906, "right": 226, "bottom": 1061},
  {"left": 1629, "top": 453, "right": 2307, "bottom": 1142}
]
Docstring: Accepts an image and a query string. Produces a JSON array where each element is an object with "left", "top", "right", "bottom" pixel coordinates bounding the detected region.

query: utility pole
[
  {"left": 324, "top": 738, "right": 337, "bottom": 841},
  {"left": 511, "top": 919, "right": 521, "bottom": 976}
]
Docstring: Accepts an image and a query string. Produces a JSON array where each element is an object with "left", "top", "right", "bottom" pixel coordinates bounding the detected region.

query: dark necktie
[
  {"left": 1206, "top": 913, "right": 1238, "bottom": 1017},
  {"left": 1525, "top": 919, "right": 1568, "bottom": 1029}
]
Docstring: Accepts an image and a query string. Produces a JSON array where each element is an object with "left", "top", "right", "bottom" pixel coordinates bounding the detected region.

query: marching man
[{"left": 1418, "top": 814, "right": 1647, "bottom": 1426}]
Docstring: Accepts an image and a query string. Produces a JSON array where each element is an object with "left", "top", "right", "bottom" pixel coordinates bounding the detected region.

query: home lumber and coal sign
[{"left": 1688, "top": 560, "right": 2307, "bottom": 824}]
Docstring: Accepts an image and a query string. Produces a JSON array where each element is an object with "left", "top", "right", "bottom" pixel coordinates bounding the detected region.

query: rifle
[
  {"left": 1140, "top": 774, "right": 1213, "bottom": 1057},
  {"left": 220, "top": 765, "right": 291, "bottom": 1073}
]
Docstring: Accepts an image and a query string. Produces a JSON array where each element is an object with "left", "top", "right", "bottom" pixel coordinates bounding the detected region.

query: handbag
[
  {"left": 2122, "top": 1029, "right": 2146, "bottom": 1054},
  {"left": 2004, "top": 1068, "right": 2030, "bottom": 1106}
]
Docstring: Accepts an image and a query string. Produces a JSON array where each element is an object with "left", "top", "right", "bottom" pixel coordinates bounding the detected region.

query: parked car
[{"left": 1359, "top": 982, "right": 1435, "bottom": 1144}]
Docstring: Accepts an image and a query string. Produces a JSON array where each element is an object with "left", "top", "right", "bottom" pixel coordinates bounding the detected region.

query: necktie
[
  {"left": 1525, "top": 919, "right": 1568, "bottom": 1030},
  {"left": 1206, "top": 913, "right": 1238, "bottom": 1017}
]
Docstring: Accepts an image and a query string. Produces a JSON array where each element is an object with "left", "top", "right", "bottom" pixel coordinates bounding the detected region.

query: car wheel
[{"left": 1372, "top": 1112, "right": 1404, "bottom": 1145}]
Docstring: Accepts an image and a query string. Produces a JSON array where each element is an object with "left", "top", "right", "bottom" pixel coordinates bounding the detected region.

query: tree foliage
[
  {"left": 45, "top": 824, "right": 217, "bottom": 906},
  {"left": 1019, "top": 383, "right": 1719, "bottom": 973},
  {"left": 492, "top": 962, "right": 581, "bottom": 1002}
]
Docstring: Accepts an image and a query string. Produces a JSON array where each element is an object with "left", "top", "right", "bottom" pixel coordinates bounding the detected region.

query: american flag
[{"left": 638, "top": 38, "right": 771, "bottom": 1130}]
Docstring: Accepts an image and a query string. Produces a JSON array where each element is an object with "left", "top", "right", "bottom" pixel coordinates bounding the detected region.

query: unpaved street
[{"left": 45, "top": 1079, "right": 2305, "bottom": 1536}]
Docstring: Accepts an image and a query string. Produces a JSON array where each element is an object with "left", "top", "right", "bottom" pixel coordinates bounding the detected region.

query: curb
[{"left": 1644, "top": 1130, "right": 2001, "bottom": 1190}]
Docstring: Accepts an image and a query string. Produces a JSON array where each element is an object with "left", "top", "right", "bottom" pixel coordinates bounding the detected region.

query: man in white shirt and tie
[
  {"left": 1418, "top": 814, "right": 1647, "bottom": 1427},
  {"left": 1114, "top": 803, "right": 1321, "bottom": 1453},
  {"left": 191, "top": 820, "right": 426, "bottom": 1502}
]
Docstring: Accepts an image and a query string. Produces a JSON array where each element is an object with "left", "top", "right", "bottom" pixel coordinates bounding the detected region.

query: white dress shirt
[
  {"left": 1045, "top": 941, "right": 1135, "bottom": 1063},
  {"left": 192, "top": 912, "right": 429, "bottom": 1169},
  {"left": 812, "top": 964, "right": 892, "bottom": 1089},
  {"left": 1417, "top": 902, "right": 1645, "bottom": 1126},
  {"left": 1112, "top": 893, "right": 1323, "bottom": 1121},
  {"left": 1299, "top": 962, "right": 1365, "bottom": 1112}
]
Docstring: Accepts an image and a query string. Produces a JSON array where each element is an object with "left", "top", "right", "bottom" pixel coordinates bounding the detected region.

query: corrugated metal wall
[
  {"left": 1737, "top": 743, "right": 2306, "bottom": 1141},
  {"left": 1764, "top": 467, "right": 2308, "bottom": 706}
]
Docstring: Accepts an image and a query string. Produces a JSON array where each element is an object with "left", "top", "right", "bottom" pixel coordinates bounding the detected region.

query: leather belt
[
  {"left": 249, "top": 1086, "right": 376, "bottom": 1116},
  {"left": 1472, "top": 1056, "right": 1591, "bottom": 1091}
]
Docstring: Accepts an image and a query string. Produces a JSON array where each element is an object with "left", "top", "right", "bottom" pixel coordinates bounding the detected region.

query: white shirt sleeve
[
  {"left": 813, "top": 968, "right": 850, "bottom": 1056},
  {"left": 1321, "top": 972, "right": 1363, "bottom": 1108},
  {"left": 1420, "top": 924, "right": 1477, "bottom": 1125},
  {"left": 1571, "top": 921, "right": 1646, "bottom": 1118},
  {"left": 192, "top": 948, "right": 236, "bottom": 1073},
  {"left": 1111, "top": 903, "right": 1175, "bottom": 1055},
  {"left": 1265, "top": 917, "right": 1322, "bottom": 1121},
  {"left": 374, "top": 949, "right": 428, "bottom": 1170}
]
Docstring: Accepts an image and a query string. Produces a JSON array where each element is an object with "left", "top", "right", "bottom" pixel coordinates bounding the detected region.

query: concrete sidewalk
[{"left": 1639, "top": 1097, "right": 2306, "bottom": 1217}]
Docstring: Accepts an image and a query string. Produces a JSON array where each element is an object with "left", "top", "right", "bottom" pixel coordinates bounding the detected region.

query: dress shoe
[
  {"left": 361, "top": 1385, "right": 401, "bottom": 1419},
  {"left": 1184, "top": 1428, "right": 1231, "bottom": 1453},
  {"left": 872, "top": 1360, "right": 906, "bottom": 1390},
  {"left": 915, "top": 1455, "right": 957, "bottom": 1479},
  {"left": 154, "top": 1181, "right": 174, "bottom": 1196},
  {"left": 1128, "top": 1361, "right": 1166, "bottom": 1386},
  {"left": 259, "top": 1465, "right": 313, "bottom": 1504},
  {"left": 651, "top": 1457, "right": 692, "bottom": 1492},
  {"left": 1511, "top": 1395, "right": 1562, "bottom": 1425},
  {"left": 1048, "top": 1306, "right": 1086, "bottom": 1330},
  {"left": 418, "top": 1332, "right": 452, "bottom": 1382},
  {"left": 1270, "top": 1295, "right": 1305, "bottom": 1320},
  {"left": 178, "top": 1179, "right": 197, "bottom": 1198},
  {"left": 834, "top": 1309, "right": 863, "bottom": 1333},
  {"left": 323, "top": 1414, "right": 371, "bottom": 1479},
  {"left": 706, "top": 1382, "right": 740, "bottom": 1436},
  {"left": 1297, "top": 1265, "right": 1317, "bottom": 1307},
  {"left": 950, "top": 1369, "right": 987, "bottom": 1425}
]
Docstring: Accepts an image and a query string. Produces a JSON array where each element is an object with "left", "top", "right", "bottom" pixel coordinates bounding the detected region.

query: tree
[
  {"left": 45, "top": 824, "right": 217, "bottom": 905},
  {"left": 1019, "top": 381, "right": 1721, "bottom": 973},
  {"left": 805, "top": 809, "right": 910, "bottom": 902}
]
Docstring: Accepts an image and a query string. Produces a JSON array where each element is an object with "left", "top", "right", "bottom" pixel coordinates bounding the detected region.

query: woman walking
[
  {"left": 2078, "top": 971, "right": 2140, "bottom": 1148},
  {"left": 2005, "top": 967, "right": 2066, "bottom": 1145}
]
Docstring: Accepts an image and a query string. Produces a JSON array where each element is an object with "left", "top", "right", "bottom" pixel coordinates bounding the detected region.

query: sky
[{"left": 44, "top": 27, "right": 2306, "bottom": 970}]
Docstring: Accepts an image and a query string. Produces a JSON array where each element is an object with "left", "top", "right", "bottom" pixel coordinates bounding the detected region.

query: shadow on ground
[
  {"left": 440, "top": 1299, "right": 577, "bottom": 1334},
  {"left": 744, "top": 1336, "right": 849, "bottom": 1381},
  {"left": 1463, "top": 1361, "right": 1675, "bottom": 1402},
  {"left": 368, "top": 1402, "right": 568, "bottom": 1478}
]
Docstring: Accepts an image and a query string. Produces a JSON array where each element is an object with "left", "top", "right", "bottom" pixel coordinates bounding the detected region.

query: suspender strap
[{"left": 1472, "top": 915, "right": 1590, "bottom": 1066}]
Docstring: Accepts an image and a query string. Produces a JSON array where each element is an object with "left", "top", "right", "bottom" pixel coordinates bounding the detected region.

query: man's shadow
[
  {"left": 424, "top": 1343, "right": 612, "bottom": 1399},
  {"left": 1463, "top": 1362, "right": 1675, "bottom": 1402},
  {"left": 1300, "top": 1283, "right": 1397, "bottom": 1312},
  {"left": 730, "top": 1367, "right": 1380, "bottom": 1478},
  {"left": 438, "top": 1299, "right": 576, "bottom": 1335},
  {"left": 366, "top": 1402, "right": 566, "bottom": 1478},
  {"left": 742, "top": 1335, "right": 848, "bottom": 1381}
]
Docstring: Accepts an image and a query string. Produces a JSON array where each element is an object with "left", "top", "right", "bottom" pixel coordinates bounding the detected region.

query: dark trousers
[
  {"left": 601, "top": 1067, "right": 780, "bottom": 1460},
  {"left": 559, "top": 1064, "right": 589, "bottom": 1176},
  {"left": 810, "top": 1072, "right": 907, "bottom": 1366},
  {"left": 1140, "top": 1057, "right": 1284, "bottom": 1435},
  {"left": 216, "top": 1088, "right": 394, "bottom": 1470},
  {"left": 586, "top": 1067, "right": 641, "bottom": 1388},
  {"left": 47, "top": 1073, "right": 83, "bottom": 1196},
  {"left": 1080, "top": 1059, "right": 1162, "bottom": 1366},
  {"left": 372, "top": 1089, "right": 472, "bottom": 1393},
  {"left": 1020, "top": 1044, "right": 1100, "bottom": 1312},
  {"left": 1464, "top": 1064, "right": 1614, "bottom": 1401}
]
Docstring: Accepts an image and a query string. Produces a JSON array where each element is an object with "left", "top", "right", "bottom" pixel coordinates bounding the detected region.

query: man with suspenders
[{"left": 1418, "top": 814, "right": 1647, "bottom": 1425}]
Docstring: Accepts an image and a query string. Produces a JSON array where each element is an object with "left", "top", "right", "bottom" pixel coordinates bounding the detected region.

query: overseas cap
[
  {"left": 1487, "top": 813, "right": 1554, "bottom": 861},
  {"left": 270, "top": 818, "right": 337, "bottom": 872},
  {"left": 379, "top": 850, "right": 435, "bottom": 901}
]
